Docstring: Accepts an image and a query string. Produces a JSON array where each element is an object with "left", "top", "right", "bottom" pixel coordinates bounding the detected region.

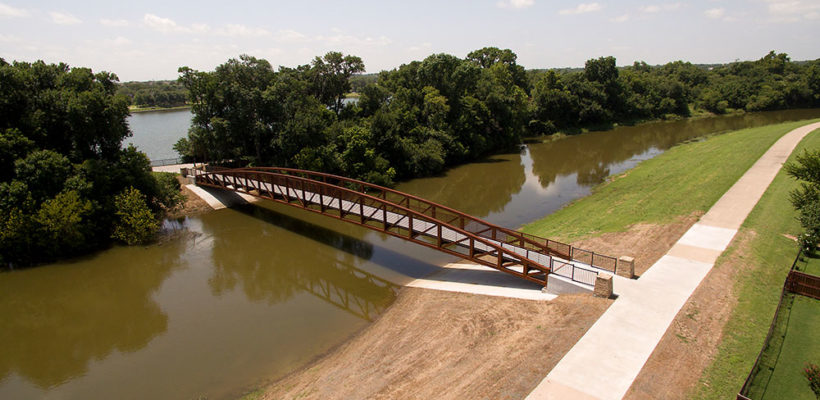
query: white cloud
[
  {"left": 144, "top": 13, "right": 201, "bottom": 33},
  {"left": 704, "top": 8, "right": 725, "bottom": 19},
  {"left": 640, "top": 3, "right": 681, "bottom": 13},
  {"left": 0, "top": 2, "right": 27, "bottom": 18},
  {"left": 214, "top": 24, "right": 270, "bottom": 37},
  {"left": 408, "top": 42, "right": 432, "bottom": 52},
  {"left": 270, "top": 28, "right": 391, "bottom": 49},
  {"left": 0, "top": 33, "right": 21, "bottom": 42},
  {"left": 189, "top": 23, "right": 210, "bottom": 34},
  {"left": 50, "top": 11, "right": 82, "bottom": 25},
  {"left": 315, "top": 33, "right": 391, "bottom": 47},
  {"left": 764, "top": 0, "right": 820, "bottom": 21},
  {"left": 497, "top": 0, "right": 535, "bottom": 9},
  {"left": 102, "top": 36, "right": 132, "bottom": 47},
  {"left": 275, "top": 29, "right": 308, "bottom": 43},
  {"left": 610, "top": 14, "right": 630, "bottom": 22},
  {"left": 100, "top": 18, "right": 129, "bottom": 27},
  {"left": 559, "top": 3, "right": 602, "bottom": 15}
]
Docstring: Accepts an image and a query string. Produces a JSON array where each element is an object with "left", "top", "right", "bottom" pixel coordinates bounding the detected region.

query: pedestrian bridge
[{"left": 194, "top": 167, "right": 618, "bottom": 288}]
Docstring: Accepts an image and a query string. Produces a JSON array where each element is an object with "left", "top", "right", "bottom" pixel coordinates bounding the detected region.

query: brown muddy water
[{"left": 2, "top": 109, "right": 819, "bottom": 399}]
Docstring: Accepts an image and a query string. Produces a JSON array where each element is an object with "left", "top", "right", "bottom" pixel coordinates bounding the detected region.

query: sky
[{"left": 1, "top": 0, "right": 819, "bottom": 81}]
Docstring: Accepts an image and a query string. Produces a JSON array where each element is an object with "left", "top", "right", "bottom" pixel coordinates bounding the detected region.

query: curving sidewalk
[{"left": 526, "top": 121, "right": 820, "bottom": 400}]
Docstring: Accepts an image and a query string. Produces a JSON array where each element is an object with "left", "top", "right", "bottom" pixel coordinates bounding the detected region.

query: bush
[
  {"left": 35, "top": 190, "right": 93, "bottom": 256},
  {"left": 151, "top": 172, "right": 184, "bottom": 212},
  {"left": 112, "top": 187, "right": 158, "bottom": 245},
  {"left": 803, "top": 363, "right": 820, "bottom": 399}
]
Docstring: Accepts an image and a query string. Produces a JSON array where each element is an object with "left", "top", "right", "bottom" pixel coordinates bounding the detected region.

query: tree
[
  {"left": 786, "top": 149, "right": 820, "bottom": 254},
  {"left": 35, "top": 190, "right": 93, "bottom": 256},
  {"left": 308, "top": 51, "right": 365, "bottom": 114},
  {"left": 0, "top": 59, "right": 178, "bottom": 266},
  {"left": 112, "top": 187, "right": 159, "bottom": 245}
]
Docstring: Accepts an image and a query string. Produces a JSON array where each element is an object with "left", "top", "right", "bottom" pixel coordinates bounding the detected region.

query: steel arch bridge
[{"left": 194, "top": 166, "right": 617, "bottom": 287}]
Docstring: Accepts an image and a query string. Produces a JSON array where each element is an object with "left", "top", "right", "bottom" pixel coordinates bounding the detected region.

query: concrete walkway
[
  {"left": 526, "top": 121, "right": 820, "bottom": 400},
  {"left": 151, "top": 163, "right": 195, "bottom": 174}
]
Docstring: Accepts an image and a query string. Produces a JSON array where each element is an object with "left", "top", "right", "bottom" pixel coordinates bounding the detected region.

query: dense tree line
[
  {"left": 349, "top": 73, "right": 378, "bottom": 93},
  {"left": 117, "top": 80, "right": 188, "bottom": 108},
  {"left": 0, "top": 59, "right": 182, "bottom": 267},
  {"left": 176, "top": 48, "right": 820, "bottom": 186}
]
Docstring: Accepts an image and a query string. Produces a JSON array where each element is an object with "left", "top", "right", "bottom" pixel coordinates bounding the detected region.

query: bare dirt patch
[
  {"left": 167, "top": 176, "right": 212, "bottom": 219},
  {"left": 570, "top": 213, "right": 701, "bottom": 276},
  {"left": 623, "top": 230, "right": 757, "bottom": 400},
  {"left": 261, "top": 288, "right": 611, "bottom": 400}
]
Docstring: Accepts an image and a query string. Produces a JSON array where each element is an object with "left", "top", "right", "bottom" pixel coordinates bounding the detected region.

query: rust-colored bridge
[{"left": 194, "top": 167, "right": 617, "bottom": 288}]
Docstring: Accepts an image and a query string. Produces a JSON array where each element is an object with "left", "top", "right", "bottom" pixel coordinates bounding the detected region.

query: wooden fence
[
  {"left": 786, "top": 270, "right": 820, "bottom": 300},
  {"left": 737, "top": 250, "right": 820, "bottom": 399}
]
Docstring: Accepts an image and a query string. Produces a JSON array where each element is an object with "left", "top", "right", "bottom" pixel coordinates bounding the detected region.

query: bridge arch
[{"left": 194, "top": 167, "right": 613, "bottom": 287}]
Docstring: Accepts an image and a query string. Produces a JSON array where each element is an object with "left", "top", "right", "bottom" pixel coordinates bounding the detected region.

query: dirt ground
[
  {"left": 623, "top": 230, "right": 756, "bottom": 400},
  {"left": 570, "top": 213, "right": 701, "bottom": 276},
  {"left": 261, "top": 288, "right": 611, "bottom": 400},
  {"left": 255, "top": 216, "right": 711, "bottom": 400},
  {"left": 167, "top": 176, "right": 212, "bottom": 219}
]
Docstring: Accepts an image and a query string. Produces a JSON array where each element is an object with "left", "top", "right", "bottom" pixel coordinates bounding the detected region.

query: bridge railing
[
  {"left": 195, "top": 168, "right": 555, "bottom": 286},
  {"left": 236, "top": 167, "right": 619, "bottom": 270}
]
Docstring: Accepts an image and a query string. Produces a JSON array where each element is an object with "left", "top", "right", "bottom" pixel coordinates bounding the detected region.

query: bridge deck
[{"left": 195, "top": 168, "right": 613, "bottom": 288}]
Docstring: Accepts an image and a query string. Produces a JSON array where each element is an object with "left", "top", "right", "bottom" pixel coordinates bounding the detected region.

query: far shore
[{"left": 129, "top": 105, "right": 191, "bottom": 113}]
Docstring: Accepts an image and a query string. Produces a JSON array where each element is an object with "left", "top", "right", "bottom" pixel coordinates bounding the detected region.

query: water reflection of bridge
[
  {"left": 294, "top": 256, "right": 400, "bottom": 321},
  {"left": 196, "top": 167, "right": 619, "bottom": 289}
]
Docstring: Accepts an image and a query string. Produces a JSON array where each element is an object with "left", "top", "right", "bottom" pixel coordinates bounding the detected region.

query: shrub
[
  {"left": 803, "top": 363, "right": 820, "bottom": 399},
  {"left": 112, "top": 187, "right": 158, "bottom": 245}
]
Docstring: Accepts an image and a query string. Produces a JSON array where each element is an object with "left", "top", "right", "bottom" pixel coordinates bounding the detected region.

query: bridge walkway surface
[
  {"left": 194, "top": 167, "right": 621, "bottom": 291},
  {"left": 526, "top": 121, "right": 820, "bottom": 400}
]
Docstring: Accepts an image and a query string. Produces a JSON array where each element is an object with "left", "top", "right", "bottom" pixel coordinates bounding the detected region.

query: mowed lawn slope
[{"left": 522, "top": 119, "right": 820, "bottom": 242}]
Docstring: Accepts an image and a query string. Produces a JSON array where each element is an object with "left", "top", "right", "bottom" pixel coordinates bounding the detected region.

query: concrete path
[
  {"left": 406, "top": 263, "right": 557, "bottom": 301},
  {"left": 526, "top": 121, "right": 820, "bottom": 400},
  {"left": 151, "top": 163, "right": 195, "bottom": 174},
  {"left": 185, "top": 184, "right": 258, "bottom": 210}
]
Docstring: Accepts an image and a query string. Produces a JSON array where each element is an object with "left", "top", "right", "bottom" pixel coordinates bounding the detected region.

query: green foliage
[
  {"left": 117, "top": 80, "right": 188, "bottom": 108},
  {"left": 178, "top": 49, "right": 820, "bottom": 190},
  {"left": 35, "top": 190, "right": 93, "bottom": 256},
  {"left": 804, "top": 363, "right": 820, "bottom": 398},
  {"left": 111, "top": 187, "right": 158, "bottom": 245},
  {"left": 179, "top": 48, "right": 529, "bottom": 183},
  {"left": 0, "top": 60, "right": 180, "bottom": 266},
  {"left": 151, "top": 172, "right": 184, "bottom": 212},
  {"left": 786, "top": 149, "right": 820, "bottom": 254}
]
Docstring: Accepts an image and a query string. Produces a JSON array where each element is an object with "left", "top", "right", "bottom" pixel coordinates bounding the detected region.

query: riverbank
[
  {"left": 260, "top": 289, "right": 610, "bottom": 399},
  {"left": 248, "top": 118, "right": 819, "bottom": 399},
  {"left": 129, "top": 105, "right": 191, "bottom": 113}
]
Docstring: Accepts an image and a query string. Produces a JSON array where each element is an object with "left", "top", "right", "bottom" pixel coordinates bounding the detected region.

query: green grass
[
  {"left": 695, "top": 126, "right": 820, "bottom": 399},
  {"left": 795, "top": 254, "right": 820, "bottom": 276},
  {"left": 755, "top": 295, "right": 820, "bottom": 400},
  {"left": 521, "top": 119, "right": 820, "bottom": 242},
  {"left": 238, "top": 388, "right": 265, "bottom": 400}
]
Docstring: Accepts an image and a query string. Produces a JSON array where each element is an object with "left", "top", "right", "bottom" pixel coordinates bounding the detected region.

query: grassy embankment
[
  {"left": 522, "top": 119, "right": 819, "bottom": 241},
  {"left": 696, "top": 129, "right": 820, "bottom": 400},
  {"left": 521, "top": 119, "right": 820, "bottom": 399}
]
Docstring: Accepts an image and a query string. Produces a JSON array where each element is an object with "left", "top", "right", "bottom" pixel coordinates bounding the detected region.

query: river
[{"left": 2, "top": 108, "right": 819, "bottom": 399}]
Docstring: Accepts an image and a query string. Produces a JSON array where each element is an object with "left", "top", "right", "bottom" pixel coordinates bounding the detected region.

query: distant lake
[
  {"left": 126, "top": 102, "right": 359, "bottom": 162},
  {"left": 126, "top": 109, "right": 192, "bottom": 161}
]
